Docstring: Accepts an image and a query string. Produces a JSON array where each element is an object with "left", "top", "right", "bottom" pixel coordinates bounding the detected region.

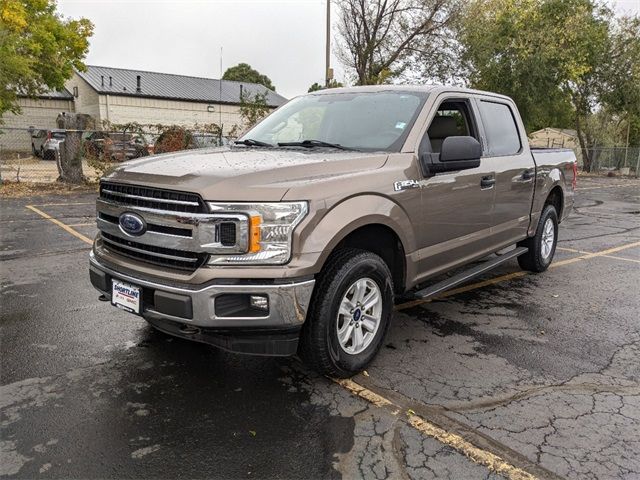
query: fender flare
[{"left": 301, "top": 194, "right": 416, "bottom": 269}]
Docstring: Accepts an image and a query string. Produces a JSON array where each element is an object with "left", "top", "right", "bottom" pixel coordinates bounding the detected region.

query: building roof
[
  {"left": 531, "top": 127, "right": 578, "bottom": 137},
  {"left": 76, "top": 65, "right": 287, "bottom": 107},
  {"left": 18, "top": 88, "right": 74, "bottom": 100}
]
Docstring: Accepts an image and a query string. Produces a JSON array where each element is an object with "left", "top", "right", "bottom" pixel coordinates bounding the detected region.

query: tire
[
  {"left": 32, "top": 144, "right": 37, "bottom": 157},
  {"left": 40, "top": 147, "right": 45, "bottom": 159},
  {"left": 299, "top": 248, "right": 394, "bottom": 378},
  {"left": 517, "top": 205, "right": 558, "bottom": 272}
]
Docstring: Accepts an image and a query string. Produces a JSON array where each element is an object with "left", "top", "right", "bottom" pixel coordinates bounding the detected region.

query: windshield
[
  {"left": 51, "top": 132, "right": 66, "bottom": 139},
  {"left": 240, "top": 91, "right": 427, "bottom": 152}
]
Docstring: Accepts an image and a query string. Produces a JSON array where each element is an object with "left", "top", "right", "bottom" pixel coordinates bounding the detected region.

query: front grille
[
  {"left": 100, "top": 182, "right": 206, "bottom": 213},
  {"left": 98, "top": 212, "right": 192, "bottom": 238},
  {"left": 101, "top": 231, "right": 207, "bottom": 272}
]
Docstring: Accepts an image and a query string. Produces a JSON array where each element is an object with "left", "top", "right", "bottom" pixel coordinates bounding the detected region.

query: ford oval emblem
[{"left": 119, "top": 212, "right": 146, "bottom": 236}]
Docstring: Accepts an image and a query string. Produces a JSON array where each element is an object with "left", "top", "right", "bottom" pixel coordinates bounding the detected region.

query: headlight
[{"left": 207, "top": 202, "right": 308, "bottom": 265}]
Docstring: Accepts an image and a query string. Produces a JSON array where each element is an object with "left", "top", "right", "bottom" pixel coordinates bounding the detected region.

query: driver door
[{"left": 415, "top": 97, "right": 496, "bottom": 282}]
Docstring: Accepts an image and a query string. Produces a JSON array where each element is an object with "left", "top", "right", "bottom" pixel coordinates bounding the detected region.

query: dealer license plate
[{"left": 111, "top": 280, "right": 141, "bottom": 315}]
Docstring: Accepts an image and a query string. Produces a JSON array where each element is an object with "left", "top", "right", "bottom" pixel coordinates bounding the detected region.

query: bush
[{"left": 154, "top": 127, "right": 194, "bottom": 154}]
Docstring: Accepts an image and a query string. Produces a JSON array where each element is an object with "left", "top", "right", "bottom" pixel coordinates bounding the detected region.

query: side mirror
[
  {"left": 440, "top": 136, "right": 482, "bottom": 163},
  {"left": 422, "top": 136, "right": 482, "bottom": 174}
]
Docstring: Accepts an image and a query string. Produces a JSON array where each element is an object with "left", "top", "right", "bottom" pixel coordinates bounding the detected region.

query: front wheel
[
  {"left": 518, "top": 205, "right": 558, "bottom": 272},
  {"left": 299, "top": 248, "right": 394, "bottom": 378}
]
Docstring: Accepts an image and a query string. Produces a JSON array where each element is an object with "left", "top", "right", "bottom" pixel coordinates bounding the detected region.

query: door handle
[
  {"left": 522, "top": 169, "right": 535, "bottom": 180},
  {"left": 480, "top": 176, "right": 495, "bottom": 189}
]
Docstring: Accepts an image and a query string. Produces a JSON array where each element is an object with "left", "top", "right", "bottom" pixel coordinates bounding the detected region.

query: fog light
[{"left": 250, "top": 295, "right": 269, "bottom": 311}]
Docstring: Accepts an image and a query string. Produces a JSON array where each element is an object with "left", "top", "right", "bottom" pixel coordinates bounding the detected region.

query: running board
[{"left": 413, "top": 247, "right": 528, "bottom": 300}]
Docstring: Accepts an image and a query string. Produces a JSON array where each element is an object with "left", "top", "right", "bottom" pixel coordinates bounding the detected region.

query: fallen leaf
[
  {"left": 362, "top": 370, "right": 370, "bottom": 377},
  {"left": 249, "top": 430, "right": 256, "bottom": 437},
  {"left": 407, "top": 409, "right": 416, "bottom": 416}
]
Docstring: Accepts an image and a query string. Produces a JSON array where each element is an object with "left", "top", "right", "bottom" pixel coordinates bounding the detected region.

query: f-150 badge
[{"left": 393, "top": 180, "right": 420, "bottom": 191}]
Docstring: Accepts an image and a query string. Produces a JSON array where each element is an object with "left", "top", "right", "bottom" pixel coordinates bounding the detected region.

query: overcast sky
[{"left": 58, "top": 0, "right": 639, "bottom": 100}]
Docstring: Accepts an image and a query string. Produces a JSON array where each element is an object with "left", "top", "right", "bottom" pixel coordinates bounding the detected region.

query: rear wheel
[
  {"left": 299, "top": 248, "right": 394, "bottom": 378},
  {"left": 518, "top": 205, "right": 558, "bottom": 272}
]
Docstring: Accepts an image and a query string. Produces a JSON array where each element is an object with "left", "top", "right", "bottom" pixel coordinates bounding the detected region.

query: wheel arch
[
  {"left": 333, "top": 223, "right": 407, "bottom": 295},
  {"left": 303, "top": 195, "right": 415, "bottom": 294},
  {"left": 545, "top": 185, "right": 564, "bottom": 220}
]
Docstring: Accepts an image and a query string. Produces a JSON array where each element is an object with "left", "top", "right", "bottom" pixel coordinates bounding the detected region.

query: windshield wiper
[
  {"left": 234, "top": 138, "right": 274, "bottom": 147},
  {"left": 278, "top": 139, "right": 354, "bottom": 151}
]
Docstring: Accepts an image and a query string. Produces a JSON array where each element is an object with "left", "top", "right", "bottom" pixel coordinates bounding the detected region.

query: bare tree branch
[{"left": 336, "top": 0, "right": 462, "bottom": 84}]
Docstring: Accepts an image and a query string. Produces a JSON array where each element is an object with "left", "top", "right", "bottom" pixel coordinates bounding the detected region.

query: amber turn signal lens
[{"left": 249, "top": 216, "right": 261, "bottom": 253}]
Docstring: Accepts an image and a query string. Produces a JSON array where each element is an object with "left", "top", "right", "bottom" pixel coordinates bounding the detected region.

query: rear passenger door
[{"left": 475, "top": 98, "right": 535, "bottom": 245}]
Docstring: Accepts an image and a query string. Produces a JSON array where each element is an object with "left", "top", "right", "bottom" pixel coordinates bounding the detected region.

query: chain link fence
[
  {"left": 580, "top": 146, "right": 640, "bottom": 175},
  {"left": 1, "top": 125, "right": 639, "bottom": 184},
  {"left": 0, "top": 126, "right": 230, "bottom": 184}
]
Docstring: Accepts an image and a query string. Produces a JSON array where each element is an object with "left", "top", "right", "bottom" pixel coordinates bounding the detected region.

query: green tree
[
  {"left": 0, "top": 0, "right": 93, "bottom": 119},
  {"left": 599, "top": 16, "right": 640, "bottom": 147},
  {"left": 239, "top": 91, "right": 271, "bottom": 129},
  {"left": 222, "top": 63, "right": 276, "bottom": 91},
  {"left": 308, "top": 79, "right": 344, "bottom": 92},
  {"left": 458, "top": 0, "right": 625, "bottom": 170}
]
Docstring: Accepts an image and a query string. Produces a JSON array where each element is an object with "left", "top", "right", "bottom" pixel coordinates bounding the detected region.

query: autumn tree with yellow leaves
[{"left": 0, "top": 0, "right": 93, "bottom": 119}]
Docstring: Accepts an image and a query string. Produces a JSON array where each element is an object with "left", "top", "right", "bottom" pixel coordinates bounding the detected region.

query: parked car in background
[
  {"left": 83, "top": 131, "right": 149, "bottom": 162},
  {"left": 30, "top": 129, "right": 66, "bottom": 160}
]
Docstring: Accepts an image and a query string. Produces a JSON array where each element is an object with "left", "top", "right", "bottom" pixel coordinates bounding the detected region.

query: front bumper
[{"left": 89, "top": 252, "right": 315, "bottom": 355}]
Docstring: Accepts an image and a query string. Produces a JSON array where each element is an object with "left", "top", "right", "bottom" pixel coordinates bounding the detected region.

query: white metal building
[{"left": 64, "top": 65, "right": 287, "bottom": 134}]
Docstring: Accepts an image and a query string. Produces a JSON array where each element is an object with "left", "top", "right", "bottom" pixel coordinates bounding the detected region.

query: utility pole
[
  {"left": 219, "top": 46, "right": 223, "bottom": 132},
  {"left": 325, "top": 0, "right": 332, "bottom": 87}
]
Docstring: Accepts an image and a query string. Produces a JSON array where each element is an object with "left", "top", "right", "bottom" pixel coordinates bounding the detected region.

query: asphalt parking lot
[{"left": 1, "top": 176, "right": 639, "bottom": 480}]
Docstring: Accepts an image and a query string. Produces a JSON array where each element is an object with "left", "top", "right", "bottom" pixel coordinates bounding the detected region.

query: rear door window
[{"left": 478, "top": 101, "right": 521, "bottom": 156}]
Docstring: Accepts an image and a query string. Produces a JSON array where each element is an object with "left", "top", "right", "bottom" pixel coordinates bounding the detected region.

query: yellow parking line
[
  {"left": 25, "top": 205, "right": 93, "bottom": 246},
  {"left": 557, "top": 246, "right": 639, "bottom": 264},
  {"left": 396, "top": 240, "right": 640, "bottom": 311},
  {"left": 603, "top": 255, "right": 640, "bottom": 264},
  {"left": 334, "top": 378, "right": 537, "bottom": 480},
  {"left": 557, "top": 246, "right": 590, "bottom": 254},
  {"left": 335, "top": 378, "right": 396, "bottom": 409},
  {"left": 552, "top": 240, "right": 640, "bottom": 267},
  {"left": 66, "top": 222, "right": 95, "bottom": 227},
  {"left": 31, "top": 202, "right": 94, "bottom": 207}
]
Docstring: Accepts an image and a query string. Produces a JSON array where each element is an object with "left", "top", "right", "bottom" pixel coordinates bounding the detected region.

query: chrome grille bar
[
  {"left": 99, "top": 181, "right": 205, "bottom": 213},
  {"left": 101, "top": 189, "right": 201, "bottom": 207},
  {"left": 101, "top": 234, "right": 199, "bottom": 263}
]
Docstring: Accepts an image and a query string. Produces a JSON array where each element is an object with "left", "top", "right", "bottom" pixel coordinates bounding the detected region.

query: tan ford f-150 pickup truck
[{"left": 90, "top": 86, "right": 577, "bottom": 377}]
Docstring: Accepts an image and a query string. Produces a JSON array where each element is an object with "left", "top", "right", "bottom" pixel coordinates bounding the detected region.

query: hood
[{"left": 103, "top": 147, "right": 389, "bottom": 202}]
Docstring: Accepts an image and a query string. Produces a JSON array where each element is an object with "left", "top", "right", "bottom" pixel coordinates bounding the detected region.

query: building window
[
  {"left": 207, "top": 105, "right": 215, "bottom": 112},
  {"left": 73, "top": 86, "right": 79, "bottom": 98}
]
